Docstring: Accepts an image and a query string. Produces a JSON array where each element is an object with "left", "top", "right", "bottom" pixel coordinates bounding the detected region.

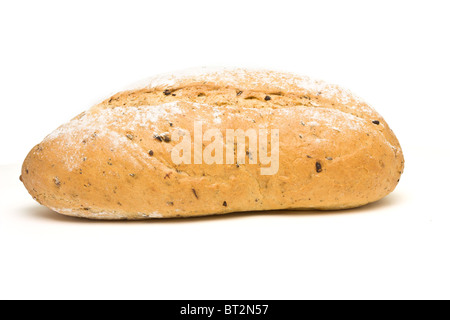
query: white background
[{"left": 0, "top": 0, "right": 449, "bottom": 300}]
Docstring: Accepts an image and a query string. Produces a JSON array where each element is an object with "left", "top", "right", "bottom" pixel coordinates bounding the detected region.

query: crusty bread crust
[{"left": 21, "top": 68, "right": 404, "bottom": 219}]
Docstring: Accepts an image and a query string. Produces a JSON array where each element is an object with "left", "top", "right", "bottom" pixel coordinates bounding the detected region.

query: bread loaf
[{"left": 21, "top": 68, "right": 404, "bottom": 219}]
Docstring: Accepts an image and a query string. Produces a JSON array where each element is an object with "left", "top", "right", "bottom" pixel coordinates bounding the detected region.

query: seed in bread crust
[
  {"left": 154, "top": 133, "right": 171, "bottom": 142},
  {"left": 162, "top": 134, "right": 171, "bottom": 142},
  {"left": 372, "top": 120, "right": 380, "bottom": 125},
  {"left": 163, "top": 89, "right": 171, "bottom": 96},
  {"left": 315, "top": 161, "right": 322, "bottom": 173},
  {"left": 264, "top": 95, "right": 271, "bottom": 101},
  {"left": 54, "top": 177, "right": 61, "bottom": 187}
]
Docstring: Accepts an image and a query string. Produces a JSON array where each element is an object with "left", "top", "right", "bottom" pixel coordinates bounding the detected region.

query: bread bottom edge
[{"left": 44, "top": 200, "right": 380, "bottom": 220}]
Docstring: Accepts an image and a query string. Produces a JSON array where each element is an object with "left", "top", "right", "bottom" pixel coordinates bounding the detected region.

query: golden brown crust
[{"left": 21, "top": 68, "right": 404, "bottom": 219}]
